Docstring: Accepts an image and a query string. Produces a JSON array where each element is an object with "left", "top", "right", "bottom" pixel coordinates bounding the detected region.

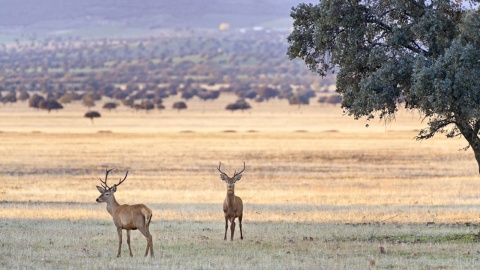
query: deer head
[
  {"left": 217, "top": 162, "right": 245, "bottom": 190},
  {"left": 96, "top": 168, "right": 128, "bottom": 203}
]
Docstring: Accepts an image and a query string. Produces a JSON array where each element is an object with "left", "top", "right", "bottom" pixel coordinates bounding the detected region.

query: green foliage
[{"left": 288, "top": 0, "right": 480, "bottom": 172}]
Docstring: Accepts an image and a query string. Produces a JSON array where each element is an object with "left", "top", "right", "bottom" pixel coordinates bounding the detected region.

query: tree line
[{"left": 0, "top": 29, "right": 339, "bottom": 113}]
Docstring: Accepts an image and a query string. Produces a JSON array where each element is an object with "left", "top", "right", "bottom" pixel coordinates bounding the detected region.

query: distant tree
[
  {"left": 181, "top": 90, "right": 196, "bottom": 100},
  {"left": 101, "top": 84, "right": 116, "bottom": 98},
  {"left": 157, "top": 103, "right": 165, "bottom": 112},
  {"left": 112, "top": 89, "right": 129, "bottom": 100},
  {"left": 197, "top": 89, "right": 220, "bottom": 101},
  {"left": 172, "top": 101, "right": 187, "bottom": 112},
  {"left": 58, "top": 92, "right": 78, "bottom": 104},
  {"left": 326, "top": 95, "right": 342, "bottom": 106},
  {"left": 226, "top": 99, "right": 251, "bottom": 112},
  {"left": 29, "top": 94, "right": 45, "bottom": 109},
  {"left": 154, "top": 88, "right": 170, "bottom": 99},
  {"left": 288, "top": 94, "right": 309, "bottom": 107},
  {"left": 225, "top": 103, "right": 238, "bottom": 111},
  {"left": 133, "top": 104, "right": 143, "bottom": 111},
  {"left": 255, "top": 96, "right": 265, "bottom": 103},
  {"left": 166, "top": 83, "right": 178, "bottom": 96},
  {"left": 40, "top": 100, "right": 63, "bottom": 112},
  {"left": 256, "top": 86, "right": 279, "bottom": 101},
  {"left": 2, "top": 91, "right": 17, "bottom": 105},
  {"left": 82, "top": 94, "right": 96, "bottom": 109},
  {"left": 143, "top": 93, "right": 156, "bottom": 100},
  {"left": 317, "top": 96, "right": 328, "bottom": 104},
  {"left": 85, "top": 111, "right": 101, "bottom": 124},
  {"left": 243, "top": 90, "right": 257, "bottom": 99},
  {"left": 140, "top": 100, "right": 155, "bottom": 113},
  {"left": 102, "top": 102, "right": 118, "bottom": 111},
  {"left": 122, "top": 97, "right": 135, "bottom": 107},
  {"left": 209, "top": 90, "right": 220, "bottom": 100},
  {"left": 287, "top": 1, "right": 480, "bottom": 173},
  {"left": 17, "top": 90, "right": 30, "bottom": 101}
]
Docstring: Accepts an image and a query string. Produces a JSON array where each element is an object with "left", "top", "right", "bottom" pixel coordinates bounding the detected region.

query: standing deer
[
  {"left": 217, "top": 162, "right": 245, "bottom": 241},
  {"left": 95, "top": 169, "right": 154, "bottom": 258}
]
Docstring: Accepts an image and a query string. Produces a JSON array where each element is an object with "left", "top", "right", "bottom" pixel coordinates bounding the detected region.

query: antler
[
  {"left": 115, "top": 170, "right": 129, "bottom": 188},
  {"left": 217, "top": 162, "right": 228, "bottom": 177},
  {"left": 99, "top": 168, "right": 114, "bottom": 189},
  {"left": 233, "top": 162, "right": 246, "bottom": 177},
  {"left": 99, "top": 169, "right": 128, "bottom": 190},
  {"left": 217, "top": 162, "right": 245, "bottom": 177}
]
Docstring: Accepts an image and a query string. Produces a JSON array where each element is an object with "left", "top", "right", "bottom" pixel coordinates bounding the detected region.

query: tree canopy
[{"left": 287, "top": 0, "right": 480, "bottom": 173}]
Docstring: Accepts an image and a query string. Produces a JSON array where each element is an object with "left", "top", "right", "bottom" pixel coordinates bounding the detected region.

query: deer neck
[
  {"left": 226, "top": 188, "right": 235, "bottom": 204},
  {"left": 106, "top": 196, "right": 121, "bottom": 217}
]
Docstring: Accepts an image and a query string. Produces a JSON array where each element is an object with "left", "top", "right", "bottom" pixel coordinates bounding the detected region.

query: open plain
[{"left": 1, "top": 95, "right": 480, "bottom": 269}]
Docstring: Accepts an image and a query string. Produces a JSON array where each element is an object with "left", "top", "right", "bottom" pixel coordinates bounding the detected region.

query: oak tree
[{"left": 288, "top": 0, "right": 480, "bottom": 173}]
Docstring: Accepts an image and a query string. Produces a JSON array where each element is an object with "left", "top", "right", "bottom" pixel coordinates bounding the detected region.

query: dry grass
[{"left": 1, "top": 95, "right": 480, "bottom": 269}]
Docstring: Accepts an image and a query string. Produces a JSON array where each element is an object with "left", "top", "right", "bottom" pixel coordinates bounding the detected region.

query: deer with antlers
[
  {"left": 217, "top": 162, "right": 245, "bottom": 241},
  {"left": 95, "top": 169, "right": 154, "bottom": 258}
]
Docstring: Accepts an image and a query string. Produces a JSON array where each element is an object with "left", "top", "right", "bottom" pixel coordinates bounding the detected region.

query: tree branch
[
  {"left": 379, "top": 8, "right": 397, "bottom": 19},
  {"left": 474, "top": 120, "right": 480, "bottom": 136},
  {"left": 365, "top": 17, "right": 392, "bottom": 32},
  {"left": 415, "top": 118, "right": 456, "bottom": 140}
]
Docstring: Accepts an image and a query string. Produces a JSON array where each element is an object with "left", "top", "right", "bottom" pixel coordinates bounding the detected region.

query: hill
[{"left": 0, "top": 0, "right": 315, "bottom": 34}]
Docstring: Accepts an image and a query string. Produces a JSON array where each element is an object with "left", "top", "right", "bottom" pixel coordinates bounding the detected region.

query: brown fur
[
  {"left": 223, "top": 189, "right": 243, "bottom": 241},
  {"left": 97, "top": 187, "right": 154, "bottom": 258},
  {"left": 217, "top": 162, "right": 245, "bottom": 241}
]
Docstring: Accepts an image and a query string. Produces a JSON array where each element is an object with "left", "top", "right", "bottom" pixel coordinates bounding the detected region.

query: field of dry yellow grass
[{"left": 1, "top": 94, "right": 480, "bottom": 269}]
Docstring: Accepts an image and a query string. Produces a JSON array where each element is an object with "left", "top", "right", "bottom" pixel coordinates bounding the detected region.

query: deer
[
  {"left": 95, "top": 169, "right": 154, "bottom": 258},
  {"left": 217, "top": 161, "right": 245, "bottom": 241}
]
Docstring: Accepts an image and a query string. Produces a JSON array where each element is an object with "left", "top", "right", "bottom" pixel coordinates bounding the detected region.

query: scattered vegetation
[
  {"left": 0, "top": 30, "right": 337, "bottom": 115},
  {"left": 84, "top": 111, "right": 101, "bottom": 124}
]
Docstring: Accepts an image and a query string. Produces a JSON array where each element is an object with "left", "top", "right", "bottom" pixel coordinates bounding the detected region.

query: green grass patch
[{"left": 330, "top": 233, "right": 480, "bottom": 244}]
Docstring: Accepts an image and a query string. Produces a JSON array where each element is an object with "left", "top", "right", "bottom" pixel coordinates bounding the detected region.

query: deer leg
[
  {"left": 149, "top": 232, "right": 154, "bottom": 258},
  {"left": 230, "top": 218, "right": 236, "bottom": 241},
  {"left": 239, "top": 215, "right": 243, "bottom": 240},
  {"left": 146, "top": 216, "right": 154, "bottom": 258},
  {"left": 127, "top": 230, "right": 133, "bottom": 257},
  {"left": 138, "top": 227, "right": 154, "bottom": 258},
  {"left": 116, "top": 228, "right": 123, "bottom": 258},
  {"left": 224, "top": 216, "right": 228, "bottom": 240}
]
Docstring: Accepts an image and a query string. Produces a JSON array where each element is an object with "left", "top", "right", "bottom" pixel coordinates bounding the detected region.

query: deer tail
[
  {"left": 142, "top": 208, "right": 153, "bottom": 227},
  {"left": 147, "top": 212, "right": 152, "bottom": 227}
]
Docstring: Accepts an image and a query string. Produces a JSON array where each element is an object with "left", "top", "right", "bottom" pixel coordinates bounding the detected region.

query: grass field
[{"left": 1, "top": 95, "right": 480, "bottom": 269}]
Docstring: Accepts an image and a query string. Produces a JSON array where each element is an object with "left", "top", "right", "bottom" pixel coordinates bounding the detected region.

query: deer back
[{"left": 114, "top": 204, "right": 152, "bottom": 230}]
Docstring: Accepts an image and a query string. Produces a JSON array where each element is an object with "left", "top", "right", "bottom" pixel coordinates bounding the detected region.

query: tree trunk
[
  {"left": 457, "top": 122, "right": 480, "bottom": 174},
  {"left": 472, "top": 142, "right": 480, "bottom": 175}
]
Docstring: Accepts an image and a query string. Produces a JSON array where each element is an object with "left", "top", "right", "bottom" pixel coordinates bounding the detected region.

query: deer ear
[
  {"left": 220, "top": 174, "right": 228, "bottom": 182},
  {"left": 111, "top": 185, "right": 117, "bottom": 192},
  {"left": 234, "top": 174, "right": 242, "bottom": 182},
  {"left": 96, "top": 186, "right": 105, "bottom": 193}
]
